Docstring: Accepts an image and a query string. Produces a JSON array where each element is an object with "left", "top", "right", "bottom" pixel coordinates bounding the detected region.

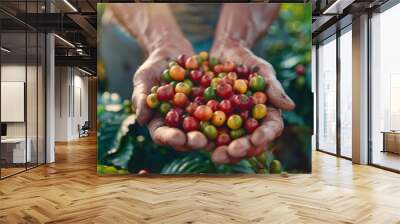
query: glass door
[
  {"left": 317, "top": 35, "right": 337, "bottom": 154},
  {"left": 0, "top": 1, "right": 46, "bottom": 179},
  {"left": 1, "top": 30, "right": 28, "bottom": 178},
  {"left": 339, "top": 26, "right": 352, "bottom": 159},
  {"left": 370, "top": 3, "right": 400, "bottom": 171}
]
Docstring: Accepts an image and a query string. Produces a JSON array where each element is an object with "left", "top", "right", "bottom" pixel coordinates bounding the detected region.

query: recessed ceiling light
[
  {"left": 63, "top": 0, "right": 78, "bottom": 12},
  {"left": 322, "top": 0, "right": 354, "bottom": 15},
  {"left": 323, "top": 0, "right": 342, "bottom": 14},
  {"left": 78, "top": 67, "right": 93, "bottom": 76},
  {"left": 54, "top": 34, "right": 75, "bottom": 48},
  {"left": 1, "top": 47, "right": 11, "bottom": 53}
]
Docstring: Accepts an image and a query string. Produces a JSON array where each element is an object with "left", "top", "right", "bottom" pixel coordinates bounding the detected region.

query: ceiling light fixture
[
  {"left": 54, "top": 34, "right": 75, "bottom": 48},
  {"left": 322, "top": 0, "right": 354, "bottom": 15},
  {"left": 78, "top": 67, "right": 93, "bottom": 76},
  {"left": 1, "top": 47, "right": 11, "bottom": 53},
  {"left": 323, "top": 0, "right": 341, "bottom": 14},
  {"left": 63, "top": 0, "right": 78, "bottom": 12}
]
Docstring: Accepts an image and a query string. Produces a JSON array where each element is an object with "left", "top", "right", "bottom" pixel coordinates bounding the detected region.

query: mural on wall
[{"left": 97, "top": 3, "right": 312, "bottom": 175}]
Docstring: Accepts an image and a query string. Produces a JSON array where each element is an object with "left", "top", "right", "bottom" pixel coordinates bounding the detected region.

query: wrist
[
  {"left": 214, "top": 35, "right": 252, "bottom": 50},
  {"left": 211, "top": 37, "right": 250, "bottom": 58},
  {"left": 146, "top": 32, "right": 192, "bottom": 56}
]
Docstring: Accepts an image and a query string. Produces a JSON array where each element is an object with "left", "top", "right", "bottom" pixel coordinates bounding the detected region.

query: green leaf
[
  {"left": 280, "top": 55, "right": 302, "bottom": 69},
  {"left": 161, "top": 153, "right": 215, "bottom": 174},
  {"left": 216, "top": 160, "right": 255, "bottom": 174},
  {"left": 101, "top": 114, "right": 136, "bottom": 169},
  {"left": 97, "top": 165, "right": 129, "bottom": 174},
  {"left": 97, "top": 112, "right": 129, "bottom": 163},
  {"left": 282, "top": 111, "right": 305, "bottom": 126},
  {"left": 105, "top": 135, "right": 134, "bottom": 169}
]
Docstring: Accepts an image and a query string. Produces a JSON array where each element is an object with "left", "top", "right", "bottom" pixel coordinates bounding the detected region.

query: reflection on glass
[
  {"left": 27, "top": 31, "right": 38, "bottom": 169},
  {"left": 38, "top": 33, "right": 46, "bottom": 165},
  {"left": 318, "top": 37, "right": 337, "bottom": 154},
  {"left": 0, "top": 1, "right": 46, "bottom": 179},
  {"left": 340, "top": 29, "right": 352, "bottom": 158},
  {"left": 1, "top": 31, "right": 27, "bottom": 177},
  {"left": 371, "top": 4, "right": 400, "bottom": 171}
]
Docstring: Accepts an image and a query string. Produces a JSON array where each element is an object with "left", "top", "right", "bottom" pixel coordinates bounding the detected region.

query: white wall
[
  {"left": 54, "top": 67, "right": 89, "bottom": 141},
  {"left": 54, "top": 67, "right": 69, "bottom": 141},
  {"left": 1, "top": 65, "right": 40, "bottom": 138},
  {"left": 1, "top": 66, "right": 26, "bottom": 138},
  {"left": 1, "top": 64, "right": 46, "bottom": 164}
]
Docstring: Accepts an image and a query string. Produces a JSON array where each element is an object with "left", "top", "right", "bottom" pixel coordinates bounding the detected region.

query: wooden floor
[
  {"left": 372, "top": 151, "right": 400, "bottom": 171},
  {"left": 1, "top": 136, "right": 400, "bottom": 224},
  {"left": 1, "top": 167, "right": 26, "bottom": 178}
]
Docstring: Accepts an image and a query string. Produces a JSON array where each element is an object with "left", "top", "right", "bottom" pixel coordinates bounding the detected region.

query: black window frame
[
  {"left": 315, "top": 17, "right": 353, "bottom": 161},
  {"left": 0, "top": 0, "right": 47, "bottom": 180}
]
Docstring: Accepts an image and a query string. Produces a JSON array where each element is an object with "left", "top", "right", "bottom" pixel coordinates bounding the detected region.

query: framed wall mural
[{"left": 97, "top": 3, "right": 312, "bottom": 175}]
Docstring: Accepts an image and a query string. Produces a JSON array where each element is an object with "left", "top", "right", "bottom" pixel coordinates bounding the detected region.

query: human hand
[
  {"left": 133, "top": 38, "right": 208, "bottom": 151},
  {"left": 108, "top": 4, "right": 209, "bottom": 151},
  {"left": 210, "top": 40, "right": 294, "bottom": 164}
]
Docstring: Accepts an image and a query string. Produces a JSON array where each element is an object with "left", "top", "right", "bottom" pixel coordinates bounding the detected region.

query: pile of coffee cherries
[{"left": 146, "top": 52, "right": 268, "bottom": 147}]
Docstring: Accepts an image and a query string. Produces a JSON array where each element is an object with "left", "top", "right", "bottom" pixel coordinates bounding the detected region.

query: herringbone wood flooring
[{"left": 1, "top": 136, "right": 400, "bottom": 224}]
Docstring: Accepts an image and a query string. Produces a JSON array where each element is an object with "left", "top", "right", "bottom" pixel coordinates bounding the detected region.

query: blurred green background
[{"left": 97, "top": 3, "right": 312, "bottom": 175}]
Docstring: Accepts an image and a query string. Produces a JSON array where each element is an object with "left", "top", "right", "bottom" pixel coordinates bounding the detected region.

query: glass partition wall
[
  {"left": 317, "top": 35, "right": 337, "bottom": 155},
  {"left": 0, "top": 3, "right": 46, "bottom": 179},
  {"left": 370, "top": 3, "right": 400, "bottom": 172},
  {"left": 339, "top": 26, "right": 352, "bottom": 159},
  {"left": 316, "top": 26, "right": 353, "bottom": 159}
]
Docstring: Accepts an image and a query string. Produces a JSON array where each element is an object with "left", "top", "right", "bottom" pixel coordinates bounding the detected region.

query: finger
[
  {"left": 132, "top": 66, "right": 159, "bottom": 125},
  {"left": 148, "top": 117, "right": 187, "bottom": 149},
  {"left": 266, "top": 78, "right": 295, "bottom": 111},
  {"left": 131, "top": 92, "right": 151, "bottom": 125},
  {"left": 187, "top": 131, "right": 208, "bottom": 149},
  {"left": 211, "top": 146, "right": 230, "bottom": 164},
  {"left": 147, "top": 116, "right": 164, "bottom": 145},
  {"left": 227, "top": 136, "right": 252, "bottom": 158},
  {"left": 250, "top": 107, "right": 284, "bottom": 147},
  {"left": 241, "top": 53, "right": 295, "bottom": 110}
]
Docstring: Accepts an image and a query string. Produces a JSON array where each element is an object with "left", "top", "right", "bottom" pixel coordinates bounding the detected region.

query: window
[
  {"left": 339, "top": 27, "right": 352, "bottom": 158},
  {"left": 317, "top": 35, "right": 337, "bottom": 154},
  {"left": 0, "top": 2, "right": 46, "bottom": 179},
  {"left": 370, "top": 3, "right": 400, "bottom": 171}
]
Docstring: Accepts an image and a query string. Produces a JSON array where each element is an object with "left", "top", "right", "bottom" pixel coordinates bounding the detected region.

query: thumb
[
  {"left": 248, "top": 55, "right": 295, "bottom": 110},
  {"left": 132, "top": 65, "right": 159, "bottom": 125}
]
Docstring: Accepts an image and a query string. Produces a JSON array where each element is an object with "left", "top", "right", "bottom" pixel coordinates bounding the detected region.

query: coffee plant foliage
[{"left": 97, "top": 4, "right": 312, "bottom": 174}]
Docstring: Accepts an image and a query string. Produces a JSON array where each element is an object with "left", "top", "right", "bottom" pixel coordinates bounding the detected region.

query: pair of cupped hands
[{"left": 132, "top": 37, "right": 295, "bottom": 164}]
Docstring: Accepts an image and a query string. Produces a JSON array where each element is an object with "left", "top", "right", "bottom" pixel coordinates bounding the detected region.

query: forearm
[
  {"left": 213, "top": 3, "right": 280, "bottom": 49},
  {"left": 108, "top": 4, "right": 190, "bottom": 54}
]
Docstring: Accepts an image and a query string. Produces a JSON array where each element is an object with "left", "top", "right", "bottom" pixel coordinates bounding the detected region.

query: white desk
[{"left": 1, "top": 138, "right": 31, "bottom": 163}]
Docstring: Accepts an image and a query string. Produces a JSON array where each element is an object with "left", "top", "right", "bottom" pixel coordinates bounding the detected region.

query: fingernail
[{"left": 282, "top": 93, "right": 295, "bottom": 110}]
